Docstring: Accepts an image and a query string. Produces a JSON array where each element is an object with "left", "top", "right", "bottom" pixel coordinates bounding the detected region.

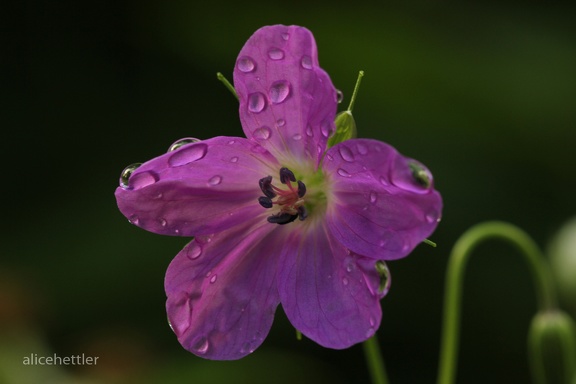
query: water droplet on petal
[
  {"left": 375, "top": 260, "right": 391, "bottom": 295},
  {"left": 160, "top": 218, "right": 167, "bottom": 227},
  {"left": 210, "top": 275, "right": 217, "bottom": 283},
  {"left": 357, "top": 143, "right": 368, "bottom": 155},
  {"left": 248, "top": 92, "right": 267, "bottom": 113},
  {"left": 268, "top": 48, "right": 285, "bottom": 60},
  {"left": 168, "top": 137, "right": 201, "bottom": 152},
  {"left": 339, "top": 146, "right": 355, "bottom": 162},
  {"left": 281, "top": 32, "right": 290, "bottom": 41},
  {"left": 390, "top": 159, "right": 434, "bottom": 194},
  {"left": 344, "top": 257, "right": 356, "bottom": 273},
  {"left": 320, "top": 120, "right": 333, "bottom": 138},
  {"left": 193, "top": 337, "right": 209, "bottom": 355},
  {"left": 336, "top": 89, "right": 344, "bottom": 103},
  {"left": 269, "top": 80, "right": 290, "bottom": 104},
  {"left": 342, "top": 277, "right": 349, "bottom": 286},
  {"left": 306, "top": 125, "right": 313, "bottom": 137},
  {"left": 253, "top": 126, "right": 271, "bottom": 140},
  {"left": 369, "top": 191, "right": 378, "bottom": 204},
  {"left": 228, "top": 140, "right": 236, "bottom": 145},
  {"left": 276, "top": 118, "right": 286, "bottom": 127},
  {"left": 120, "top": 163, "right": 142, "bottom": 188},
  {"left": 292, "top": 133, "right": 302, "bottom": 140},
  {"left": 130, "top": 171, "right": 159, "bottom": 189},
  {"left": 365, "top": 327, "right": 375, "bottom": 338},
  {"left": 369, "top": 316, "right": 376, "bottom": 327},
  {"left": 187, "top": 243, "right": 202, "bottom": 260},
  {"left": 337, "top": 168, "right": 351, "bottom": 178},
  {"left": 379, "top": 176, "right": 389, "bottom": 186},
  {"left": 207, "top": 175, "right": 222, "bottom": 186},
  {"left": 128, "top": 215, "right": 139, "bottom": 225},
  {"left": 301, "top": 55, "right": 313, "bottom": 69},
  {"left": 230, "top": 156, "right": 239, "bottom": 163},
  {"left": 168, "top": 143, "right": 208, "bottom": 167},
  {"left": 237, "top": 56, "right": 256, "bottom": 73},
  {"left": 325, "top": 154, "right": 333, "bottom": 161},
  {"left": 426, "top": 212, "right": 440, "bottom": 223}
]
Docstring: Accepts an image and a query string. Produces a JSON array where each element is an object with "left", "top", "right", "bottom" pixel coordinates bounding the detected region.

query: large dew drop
[
  {"left": 120, "top": 163, "right": 142, "bottom": 188},
  {"left": 375, "top": 260, "right": 391, "bottom": 295},
  {"left": 168, "top": 143, "right": 208, "bottom": 167},
  {"left": 192, "top": 336, "right": 210, "bottom": 355},
  {"left": 339, "top": 146, "right": 355, "bottom": 162},
  {"left": 248, "top": 92, "right": 267, "bottom": 113},
  {"left": 129, "top": 171, "right": 158, "bottom": 190},
  {"left": 337, "top": 168, "right": 351, "bottom": 178},
  {"left": 208, "top": 175, "right": 223, "bottom": 186},
  {"left": 390, "top": 158, "right": 433, "bottom": 194},
  {"left": 269, "top": 81, "right": 290, "bottom": 104},
  {"left": 301, "top": 55, "right": 313, "bottom": 69},
  {"left": 237, "top": 56, "right": 256, "bottom": 73},
  {"left": 253, "top": 126, "right": 271, "bottom": 140},
  {"left": 268, "top": 48, "right": 285, "bottom": 60},
  {"left": 187, "top": 243, "right": 202, "bottom": 260},
  {"left": 168, "top": 137, "right": 201, "bottom": 152},
  {"left": 320, "top": 120, "right": 333, "bottom": 138}
]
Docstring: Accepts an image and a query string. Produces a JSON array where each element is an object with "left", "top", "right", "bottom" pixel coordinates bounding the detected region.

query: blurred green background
[{"left": 2, "top": 1, "right": 575, "bottom": 383}]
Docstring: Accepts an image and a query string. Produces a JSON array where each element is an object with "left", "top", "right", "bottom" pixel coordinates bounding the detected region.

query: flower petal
[
  {"left": 323, "top": 139, "right": 443, "bottom": 260},
  {"left": 234, "top": 25, "right": 338, "bottom": 168},
  {"left": 165, "top": 221, "right": 285, "bottom": 360},
  {"left": 278, "top": 223, "right": 385, "bottom": 349},
  {"left": 115, "top": 136, "right": 279, "bottom": 236}
]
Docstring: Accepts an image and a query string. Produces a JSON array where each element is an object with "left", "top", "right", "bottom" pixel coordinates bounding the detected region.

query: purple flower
[{"left": 115, "top": 25, "right": 442, "bottom": 360}]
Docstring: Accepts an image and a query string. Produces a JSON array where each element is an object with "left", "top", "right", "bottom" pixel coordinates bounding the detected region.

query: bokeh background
[{"left": 2, "top": 1, "right": 575, "bottom": 383}]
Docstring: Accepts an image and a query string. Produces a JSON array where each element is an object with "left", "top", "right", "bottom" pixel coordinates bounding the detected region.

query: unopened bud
[
  {"left": 549, "top": 218, "right": 576, "bottom": 317},
  {"left": 528, "top": 310, "right": 576, "bottom": 384},
  {"left": 327, "top": 110, "right": 357, "bottom": 148}
]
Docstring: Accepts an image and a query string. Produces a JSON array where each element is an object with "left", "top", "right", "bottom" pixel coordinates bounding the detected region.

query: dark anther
[
  {"left": 267, "top": 212, "right": 298, "bottom": 225},
  {"left": 297, "top": 180, "right": 306, "bottom": 197},
  {"left": 297, "top": 206, "right": 308, "bottom": 221},
  {"left": 279, "top": 167, "right": 296, "bottom": 184},
  {"left": 259, "top": 176, "right": 276, "bottom": 198},
  {"left": 258, "top": 196, "right": 273, "bottom": 208}
]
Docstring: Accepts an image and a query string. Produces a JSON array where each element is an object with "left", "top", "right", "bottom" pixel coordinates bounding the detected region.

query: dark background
[{"left": 2, "top": 1, "right": 575, "bottom": 383}]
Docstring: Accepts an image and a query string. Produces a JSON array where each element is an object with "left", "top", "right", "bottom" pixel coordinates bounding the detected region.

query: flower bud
[
  {"left": 528, "top": 310, "right": 576, "bottom": 384},
  {"left": 549, "top": 218, "right": 576, "bottom": 317},
  {"left": 327, "top": 110, "right": 357, "bottom": 148}
]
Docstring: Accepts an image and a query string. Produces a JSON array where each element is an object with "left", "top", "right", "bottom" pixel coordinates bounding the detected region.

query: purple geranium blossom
[{"left": 115, "top": 25, "right": 442, "bottom": 360}]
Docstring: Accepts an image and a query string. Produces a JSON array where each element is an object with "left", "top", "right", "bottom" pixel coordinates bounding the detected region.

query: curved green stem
[
  {"left": 436, "top": 221, "right": 557, "bottom": 384},
  {"left": 216, "top": 72, "right": 239, "bottom": 100},
  {"left": 363, "top": 334, "right": 389, "bottom": 384}
]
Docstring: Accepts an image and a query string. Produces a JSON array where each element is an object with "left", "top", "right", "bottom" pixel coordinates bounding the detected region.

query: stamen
[
  {"left": 297, "top": 180, "right": 306, "bottom": 198},
  {"left": 267, "top": 212, "right": 298, "bottom": 225},
  {"left": 279, "top": 167, "right": 296, "bottom": 184},
  {"left": 257, "top": 167, "right": 308, "bottom": 225},
  {"left": 258, "top": 196, "right": 273, "bottom": 208},
  {"left": 297, "top": 206, "right": 308, "bottom": 221},
  {"left": 259, "top": 176, "right": 276, "bottom": 198}
]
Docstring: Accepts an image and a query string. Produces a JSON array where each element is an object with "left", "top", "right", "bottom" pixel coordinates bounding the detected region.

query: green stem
[
  {"left": 216, "top": 72, "right": 239, "bottom": 100},
  {"left": 436, "top": 221, "right": 557, "bottom": 384},
  {"left": 347, "top": 70, "right": 364, "bottom": 112},
  {"left": 363, "top": 334, "right": 390, "bottom": 384}
]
